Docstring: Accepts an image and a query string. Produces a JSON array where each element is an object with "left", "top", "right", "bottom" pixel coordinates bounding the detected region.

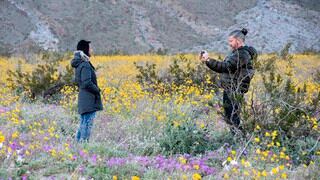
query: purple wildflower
[{"left": 106, "top": 157, "right": 127, "bottom": 167}]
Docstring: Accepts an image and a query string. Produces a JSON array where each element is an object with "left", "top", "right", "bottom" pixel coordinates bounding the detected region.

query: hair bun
[{"left": 241, "top": 28, "right": 248, "bottom": 36}]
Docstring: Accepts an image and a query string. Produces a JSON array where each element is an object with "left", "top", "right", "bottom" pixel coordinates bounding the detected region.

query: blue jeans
[{"left": 76, "top": 111, "right": 96, "bottom": 142}]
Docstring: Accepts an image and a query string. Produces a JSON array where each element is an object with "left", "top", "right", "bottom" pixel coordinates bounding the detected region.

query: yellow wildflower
[
  {"left": 262, "top": 151, "right": 269, "bottom": 157},
  {"left": 271, "top": 167, "right": 279, "bottom": 175},
  {"left": 182, "top": 175, "right": 188, "bottom": 180},
  {"left": 12, "top": 131, "right": 19, "bottom": 139},
  {"left": 265, "top": 132, "right": 271, "bottom": 137},
  {"left": 254, "top": 137, "right": 260, "bottom": 143},
  {"left": 0, "top": 132, "right": 5, "bottom": 143},
  {"left": 279, "top": 165, "right": 285, "bottom": 170},
  {"left": 232, "top": 167, "right": 239, "bottom": 174},
  {"left": 200, "top": 123, "right": 205, "bottom": 129},
  {"left": 255, "top": 125, "right": 261, "bottom": 131},
  {"left": 281, "top": 173, "right": 287, "bottom": 179},
  {"left": 243, "top": 170, "right": 250, "bottom": 176},
  {"left": 256, "top": 149, "right": 261, "bottom": 154},
  {"left": 310, "top": 161, "right": 314, "bottom": 165},
  {"left": 179, "top": 157, "right": 187, "bottom": 164},
  {"left": 285, "top": 156, "right": 290, "bottom": 160},
  {"left": 192, "top": 173, "right": 202, "bottom": 180},
  {"left": 131, "top": 176, "right": 140, "bottom": 180},
  {"left": 262, "top": 170, "right": 267, "bottom": 177}
]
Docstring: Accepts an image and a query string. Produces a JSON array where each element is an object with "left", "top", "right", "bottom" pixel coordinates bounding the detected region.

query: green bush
[
  {"left": 147, "top": 48, "right": 169, "bottom": 55},
  {"left": 314, "top": 70, "right": 320, "bottom": 84},
  {"left": 7, "top": 57, "right": 76, "bottom": 100},
  {"left": 134, "top": 62, "right": 160, "bottom": 87},
  {"left": 134, "top": 54, "right": 219, "bottom": 94},
  {"left": 242, "top": 48, "right": 320, "bottom": 165},
  {"left": 158, "top": 118, "right": 213, "bottom": 155},
  {"left": 243, "top": 54, "right": 318, "bottom": 137}
]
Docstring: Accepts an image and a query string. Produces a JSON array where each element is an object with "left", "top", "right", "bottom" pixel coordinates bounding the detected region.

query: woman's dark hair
[
  {"left": 77, "top": 40, "right": 91, "bottom": 57},
  {"left": 229, "top": 28, "right": 248, "bottom": 42}
]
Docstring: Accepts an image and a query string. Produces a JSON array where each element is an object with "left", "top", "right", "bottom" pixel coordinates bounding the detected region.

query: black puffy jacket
[{"left": 205, "top": 46, "right": 257, "bottom": 93}]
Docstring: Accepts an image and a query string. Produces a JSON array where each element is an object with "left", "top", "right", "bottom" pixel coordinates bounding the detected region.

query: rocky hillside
[{"left": 0, "top": 0, "right": 319, "bottom": 55}]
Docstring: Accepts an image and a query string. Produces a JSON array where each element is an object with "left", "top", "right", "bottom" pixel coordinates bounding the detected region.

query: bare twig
[
  {"left": 308, "top": 136, "right": 320, "bottom": 153},
  {"left": 236, "top": 133, "right": 254, "bottom": 161}
]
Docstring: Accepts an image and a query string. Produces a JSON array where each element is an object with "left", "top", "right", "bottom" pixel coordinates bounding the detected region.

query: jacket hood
[
  {"left": 71, "top": 50, "right": 89, "bottom": 68},
  {"left": 242, "top": 46, "right": 258, "bottom": 60}
]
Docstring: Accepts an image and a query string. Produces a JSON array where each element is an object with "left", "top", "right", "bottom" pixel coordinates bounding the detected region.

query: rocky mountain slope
[{"left": 0, "top": 0, "right": 319, "bottom": 55}]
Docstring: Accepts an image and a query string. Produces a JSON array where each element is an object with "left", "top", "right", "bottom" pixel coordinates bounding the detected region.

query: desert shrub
[
  {"left": 244, "top": 54, "right": 319, "bottom": 136},
  {"left": 7, "top": 55, "right": 76, "bottom": 100},
  {"left": 287, "top": 136, "right": 319, "bottom": 165},
  {"left": 147, "top": 48, "right": 169, "bottom": 55},
  {"left": 158, "top": 117, "right": 213, "bottom": 155},
  {"left": 105, "top": 49, "right": 128, "bottom": 55},
  {"left": 279, "top": 42, "right": 293, "bottom": 60},
  {"left": 249, "top": 126, "right": 319, "bottom": 166},
  {"left": 313, "top": 69, "right": 320, "bottom": 84},
  {"left": 134, "top": 55, "right": 218, "bottom": 94},
  {"left": 241, "top": 46, "right": 320, "bottom": 165},
  {"left": 134, "top": 62, "right": 160, "bottom": 87},
  {"left": 302, "top": 48, "right": 320, "bottom": 55}
]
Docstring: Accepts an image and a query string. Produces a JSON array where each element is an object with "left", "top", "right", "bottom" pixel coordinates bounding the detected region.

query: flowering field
[{"left": 0, "top": 53, "right": 319, "bottom": 179}]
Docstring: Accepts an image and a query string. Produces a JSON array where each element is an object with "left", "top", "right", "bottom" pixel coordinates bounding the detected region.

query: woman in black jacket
[{"left": 71, "top": 40, "right": 103, "bottom": 142}]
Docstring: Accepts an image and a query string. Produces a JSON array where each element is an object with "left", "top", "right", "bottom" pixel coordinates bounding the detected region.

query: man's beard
[{"left": 230, "top": 45, "right": 236, "bottom": 50}]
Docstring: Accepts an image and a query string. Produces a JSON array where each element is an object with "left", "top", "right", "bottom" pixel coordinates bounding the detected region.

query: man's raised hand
[{"left": 199, "top": 50, "right": 209, "bottom": 62}]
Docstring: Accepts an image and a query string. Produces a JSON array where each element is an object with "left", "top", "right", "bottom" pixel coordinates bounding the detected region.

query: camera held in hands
[
  {"left": 200, "top": 50, "right": 209, "bottom": 61},
  {"left": 200, "top": 50, "right": 206, "bottom": 57}
]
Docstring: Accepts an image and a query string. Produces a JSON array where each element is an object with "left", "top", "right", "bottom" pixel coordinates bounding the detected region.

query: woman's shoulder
[{"left": 77, "top": 61, "right": 91, "bottom": 68}]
